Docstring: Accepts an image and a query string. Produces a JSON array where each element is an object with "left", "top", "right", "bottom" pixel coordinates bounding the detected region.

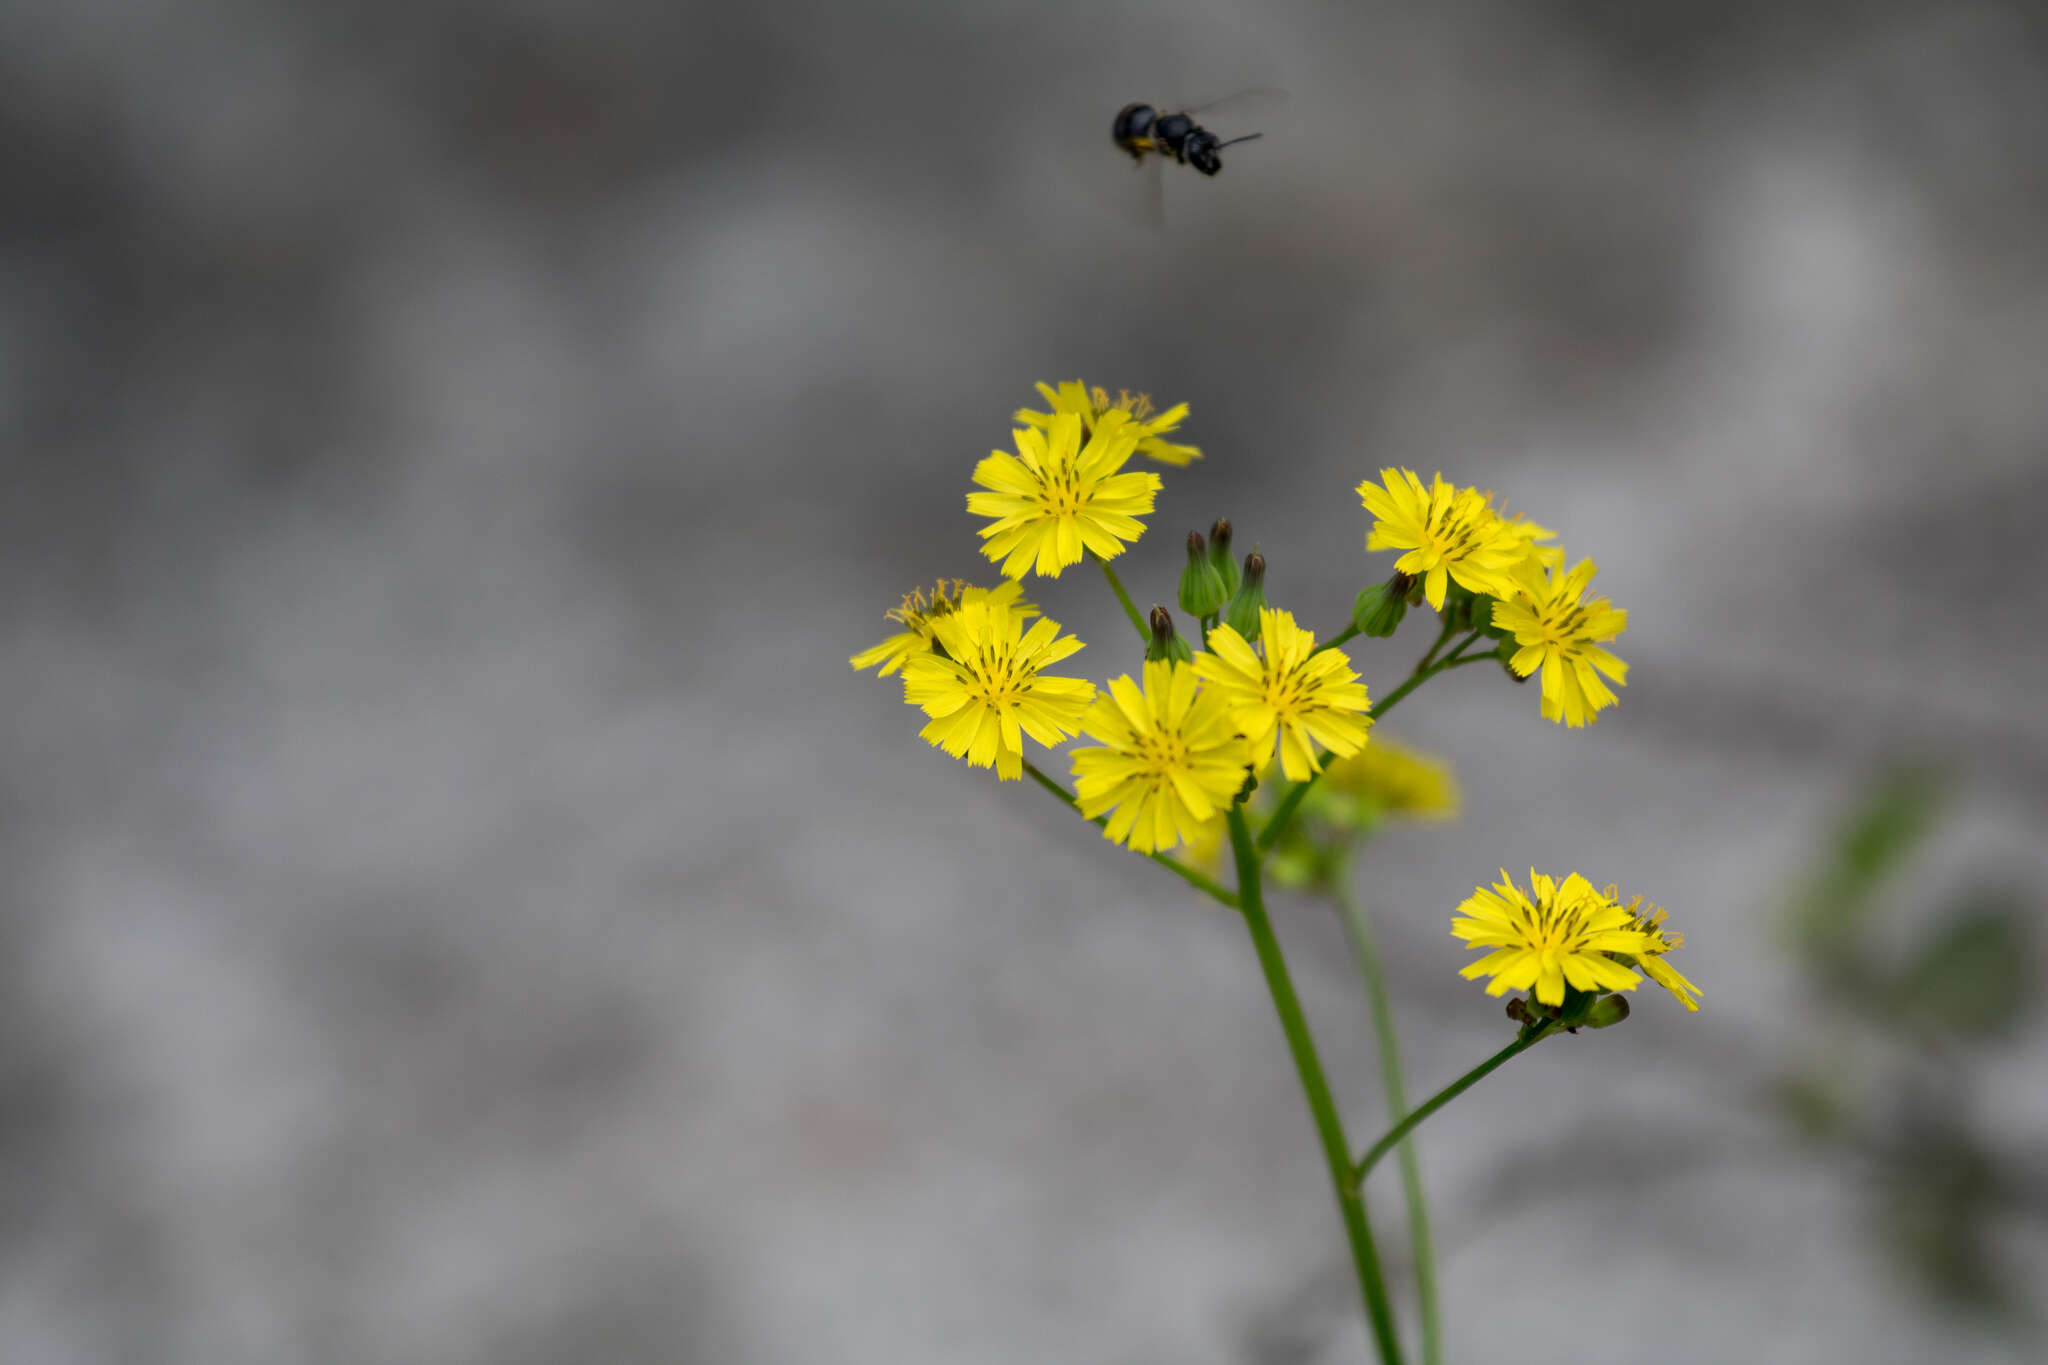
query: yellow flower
[
  {"left": 849, "top": 580, "right": 1037, "bottom": 677},
  {"left": 968, "top": 410, "right": 1163, "bottom": 579},
  {"left": 1492, "top": 557, "right": 1629, "bottom": 728},
  {"left": 1070, "top": 660, "right": 1250, "bottom": 853},
  {"left": 1017, "top": 379, "right": 1201, "bottom": 466},
  {"left": 1322, "top": 737, "right": 1460, "bottom": 822},
  {"left": 901, "top": 597, "right": 1094, "bottom": 780},
  {"left": 1488, "top": 502, "right": 1564, "bottom": 575},
  {"left": 1196, "top": 608, "right": 1373, "bottom": 782},
  {"left": 1607, "top": 887, "right": 1702, "bottom": 1011},
  {"left": 1356, "top": 468, "right": 1524, "bottom": 609},
  {"left": 1453, "top": 870, "right": 1653, "bottom": 1006}
]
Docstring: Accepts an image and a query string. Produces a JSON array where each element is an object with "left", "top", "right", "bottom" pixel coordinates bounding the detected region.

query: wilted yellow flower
[
  {"left": 1608, "top": 887, "right": 1702, "bottom": 1011},
  {"left": 849, "top": 580, "right": 1037, "bottom": 677},
  {"left": 1070, "top": 661, "right": 1250, "bottom": 853},
  {"left": 1322, "top": 737, "right": 1460, "bottom": 822},
  {"left": 1356, "top": 469, "right": 1524, "bottom": 610},
  {"left": 1453, "top": 870, "right": 1652, "bottom": 1006},
  {"left": 968, "top": 411, "right": 1162, "bottom": 579},
  {"left": 1018, "top": 379, "right": 1201, "bottom": 466},
  {"left": 1492, "top": 558, "right": 1629, "bottom": 728},
  {"left": 901, "top": 597, "right": 1093, "bottom": 780},
  {"left": 1196, "top": 608, "right": 1372, "bottom": 782}
]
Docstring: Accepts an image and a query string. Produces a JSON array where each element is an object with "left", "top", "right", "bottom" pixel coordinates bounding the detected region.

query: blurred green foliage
[
  {"left": 1789, "top": 765, "right": 1942, "bottom": 965},
  {"left": 1778, "top": 766, "right": 2043, "bottom": 1320}
]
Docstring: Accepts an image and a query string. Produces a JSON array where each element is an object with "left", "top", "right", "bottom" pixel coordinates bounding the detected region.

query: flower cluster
[
  {"left": 859, "top": 373, "right": 1691, "bottom": 1357},
  {"left": 1356, "top": 469, "right": 1630, "bottom": 727},
  {"left": 1453, "top": 869, "right": 1698, "bottom": 1014},
  {"left": 850, "top": 381, "right": 1657, "bottom": 949}
]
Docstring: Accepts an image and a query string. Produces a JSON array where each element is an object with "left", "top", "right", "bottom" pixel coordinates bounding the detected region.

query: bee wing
[{"left": 1180, "top": 88, "right": 1290, "bottom": 126}]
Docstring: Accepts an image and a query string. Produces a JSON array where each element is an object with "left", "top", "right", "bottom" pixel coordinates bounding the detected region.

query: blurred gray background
[{"left": 3, "top": 0, "right": 2046, "bottom": 1361}]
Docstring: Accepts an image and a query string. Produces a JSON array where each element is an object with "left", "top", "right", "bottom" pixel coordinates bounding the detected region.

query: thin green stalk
[
  {"left": 1354, "top": 1024, "right": 1556, "bottom": 1185},
  {"left": 1093, "top": 553, "right": 1148, "bottom": 643},
  {"left": 1437, "top": 629, "right": 1490, "bottom": 667},
  {"left": 1414, "top": 614, "right": 1458, "bottom": 670},
  {"left": 1021, "top": 761, "right": 1238, "bottom": 909},
  {"left": 1228, "top": 808, "right": 1406, "bottom": 1365},
  {"left": 1315, "top": 622, "right": 1361, "bottom": 655},
  {"left": 1329, "top": 856, "right": 1442, "bottom": 1365}
]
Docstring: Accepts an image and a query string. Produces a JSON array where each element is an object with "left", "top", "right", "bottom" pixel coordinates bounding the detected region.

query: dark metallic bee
[{"left": 1113, "top": 101, "right": 1264, "bottom": 176}]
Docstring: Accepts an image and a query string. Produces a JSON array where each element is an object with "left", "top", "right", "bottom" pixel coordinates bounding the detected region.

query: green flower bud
[
  {"left": 1147, "top": 604, "right": 1194, "bottom": 664},
  {"left": 1582, "top": 994, "right": 1632, "bottom": 1029},
  {"left": 1470, "top": 594, "right": 1510, "bottom": 639},
  {"left": 1208, "top": 518, "right": 1241, "bottom": 598},
  {"left": 1223, "top": 549, "right": 1267, "bottom": 640},
  {"left": 1352, "top": 579, "right": 1409, "bottom": 637},
  {"left": 1393, "top": 570, "right": 1423, "bottom": 607},
  {"left": 1178, "top": 530, "right": 1229, "bottom": 617}
]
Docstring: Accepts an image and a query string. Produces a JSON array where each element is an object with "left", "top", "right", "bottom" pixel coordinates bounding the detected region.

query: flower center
[
  {"left": 1535, "top": 600, "right": 1591, "bottom": 650},
  {"left": 966, "top": 643, "right": 1035, "bottom": 710},
  {"left": 1425, "top": 504, "right": 1492, "bottom": 561},
  {"left": 1034, "top": 464, "right": 1085, "bottom": 518},
  {"left": 1262, "top": 662, "right": 1311, "bottom": 717},
  {"left": 1526, "top": 897, "right": 1595, "bottom": 952},
  {"left": 1130, "top": 728, "right": 1191, "bottom": 788}
]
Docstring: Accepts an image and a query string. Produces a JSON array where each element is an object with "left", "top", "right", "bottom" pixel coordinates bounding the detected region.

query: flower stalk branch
[
  {"left": 1022, "top": 761, "right": 1239, "bottom": 909},
  {"left": 1228, "top": 807, "right": 1406, "bottom": 1365},
  {"left": 1354, "top": 1023, "right": 1555, "bottom": 1187},
  {"left": 1094, "top": 552, "right": 1150, "bottom": 643}
]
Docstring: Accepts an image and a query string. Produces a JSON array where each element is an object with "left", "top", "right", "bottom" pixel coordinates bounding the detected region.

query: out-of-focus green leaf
[
  {"left": 1898, "top": 892, "right": 2035, "bottom": 1040},
  {"left": 1771, "top": 1071, "right": 1850, "bottom": 1140},
  {"left": 1870, "top": 1120, "right": 2007, "bottom": 1310},
  {"left": 1790, "top": 766, "right": 1943, "bottom": 961}
]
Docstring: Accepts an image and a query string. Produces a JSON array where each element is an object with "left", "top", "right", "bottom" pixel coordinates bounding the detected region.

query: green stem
[
  {"left": 1437, "top": 629, "right": 1490, "bottom": 667},
  {"left": 1354, "top": 1025, "right": 1555, "bottom": 1185},
  {"left": 1093, "top": 553, "right": 1149, "bottom": 643},
  {"left": 1228, "top": 808, "right": 1406, "bottom": 1365},
  {"left": 1315, "top": 622, "right": 1361, "bottom": 655},
  {"left": 1021, "top": 761, "right": 1239, "bottom": 909},
  {"left": 1414, "top": 614, "right": 1457, "bottom": 670},
  {"left": 1329, "top": 857, "right": 1441, "bottom": 1365}
]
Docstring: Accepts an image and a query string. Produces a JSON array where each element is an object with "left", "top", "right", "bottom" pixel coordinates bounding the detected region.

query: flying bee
[{"left": 1112, "top": 99, "right": 1269, "bottom": 176}]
